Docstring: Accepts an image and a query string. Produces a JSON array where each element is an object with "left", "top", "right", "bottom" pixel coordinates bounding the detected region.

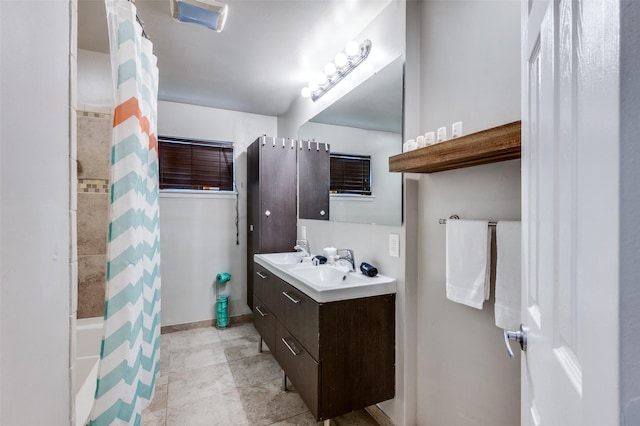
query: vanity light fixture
[{"left": 300, "top": 39, "right": 372, "bottom": 102}]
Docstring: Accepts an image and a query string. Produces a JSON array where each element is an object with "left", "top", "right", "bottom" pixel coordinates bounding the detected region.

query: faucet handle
[
  {"left": 294, "top": 240, "right": 310, "bottom": 257},
  {"left": 337, "top": 248, "right": 354, "bottom": 259},
  {"left": 336, "top": 249, "right": 356, "bottom": 272}
]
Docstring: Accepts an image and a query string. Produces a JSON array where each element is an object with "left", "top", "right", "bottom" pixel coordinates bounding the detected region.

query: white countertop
[{"left": 254, "top": 252, "right": 397, "bottom": 303}]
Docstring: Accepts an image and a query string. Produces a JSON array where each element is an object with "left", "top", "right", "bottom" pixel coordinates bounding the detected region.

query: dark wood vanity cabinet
[{"left": 252, "top": 262, "right": 395, "bottom": 421}]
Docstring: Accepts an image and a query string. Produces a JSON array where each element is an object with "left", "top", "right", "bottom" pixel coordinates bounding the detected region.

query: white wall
[
  {"left": 78, "top": 49, "right": 113, "bottom": 108},
  {"left": 299, "top": 122, "right": 402, "bottom": 225},
  {"left": 158, "top": 193, "right": 244, "bottom": 325},
  {"left": 398, "top": 2, "right": 423, "bottom": 424},
  {"left": 157, "top": 101, "right": 277, "bottom": 325},
  {"left": 415, "top": 1, "right": 521, "bottom": 425},
  {"left": 0, "top": 1, "right": 71, "bottom": 424}
]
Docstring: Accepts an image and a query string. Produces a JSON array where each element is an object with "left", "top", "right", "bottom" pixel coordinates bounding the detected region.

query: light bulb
[
  {"left": 324, "top": 62, "right": 337, "bottom": 77},
  {"left": 301, "top": 87, "right": 311, "bottom": 98},
  {"left": 345, "top": 40, "right": 360, "bottom": 57},
  {"left": 308, "top": 80, "right": 319, "bottom": 92},
  {"left": 334, "top": 52, "right": 347, "bottom": 68},
  {"left": 315, "top": 72, "right": 328, "bottom": 85}
]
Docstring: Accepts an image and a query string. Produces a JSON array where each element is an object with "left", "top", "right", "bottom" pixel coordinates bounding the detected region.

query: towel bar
[{"left": 439, "top": 215, "right": 497, "bottom": 227}]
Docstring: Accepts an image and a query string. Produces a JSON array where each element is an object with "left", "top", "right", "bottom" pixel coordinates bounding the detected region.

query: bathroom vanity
[{"left": 253, "top": 254, "right": 396, "bottom": 421}]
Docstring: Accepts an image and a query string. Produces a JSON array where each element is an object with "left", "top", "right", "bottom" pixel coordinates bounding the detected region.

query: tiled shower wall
[{"left": 77, "top": 107, "right": 111, "bottom": 319}]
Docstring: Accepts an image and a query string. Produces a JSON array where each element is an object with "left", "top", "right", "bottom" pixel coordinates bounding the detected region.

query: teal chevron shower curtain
[{"left": 90, "top": 0, "right": 161, "bottom": 424}]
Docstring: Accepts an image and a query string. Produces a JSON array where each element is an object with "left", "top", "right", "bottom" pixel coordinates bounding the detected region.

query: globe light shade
[
  {"left": 308, "top": 80, "right": 319, "bottom": 92},
  {"left": 301, "top": 87, "right": 311, "bottom": 98},
  {"left": 345, "top": 40, "right": 360, "bottom": 57},
  {"left": 324, "top": 62, "right": 337, "bottom": 77},
  {"left": 334, "top": 52, "right": 348, "bottom": 68}
]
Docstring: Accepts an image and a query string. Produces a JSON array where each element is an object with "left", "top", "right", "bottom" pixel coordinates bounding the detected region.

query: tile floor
[{"left": 142, "top": 322, "right": 380, "bottom": 426}]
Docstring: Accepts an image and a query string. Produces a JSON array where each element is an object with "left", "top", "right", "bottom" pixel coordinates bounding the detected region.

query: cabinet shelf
[{"left": 389, "top": 121, "right": 521, "bottom": 174}]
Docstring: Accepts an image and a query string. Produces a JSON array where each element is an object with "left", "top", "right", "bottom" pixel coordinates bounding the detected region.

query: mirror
[{"left": 298, "top": 56, "right": 403, "bottom": 225}]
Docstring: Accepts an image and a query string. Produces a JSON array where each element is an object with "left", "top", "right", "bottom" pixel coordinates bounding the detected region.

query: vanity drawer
[
  {"left": 253, "top": 295, "right": 276, "bottom": 352},
  {"left": 276, "top": 321, "right": 320, "bottom": 419},
  {"left": 268, "top": 277, "right": 320, "bottom": 361},
  {"left": 254, "top": 264, "right": 271, "bottom": 302}
]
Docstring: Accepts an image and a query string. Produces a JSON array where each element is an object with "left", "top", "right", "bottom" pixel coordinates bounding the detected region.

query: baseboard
[
  {"left": 365, "top": 405, "right": 396, "bottom": 426},
  {"left": 161, "top": 313, "right": 253, "bottom": 334},
  {"left": 221, "top": 313, "right": 253, "bottom": 327}
]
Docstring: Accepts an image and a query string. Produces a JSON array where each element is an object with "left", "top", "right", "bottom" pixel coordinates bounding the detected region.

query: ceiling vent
[{"left": 170, "top": 0, "right": 228, "bottom": 32}]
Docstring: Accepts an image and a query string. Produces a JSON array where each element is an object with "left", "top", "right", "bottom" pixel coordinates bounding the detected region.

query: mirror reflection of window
[{"left": 330, "top": 153, "right": 372, "bottom": 196}]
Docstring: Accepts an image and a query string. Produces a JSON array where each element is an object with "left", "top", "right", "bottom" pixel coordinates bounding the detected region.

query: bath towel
[
  {"left": 495, "top": 221, "right": 521, "bottom": 330},
  {"left": 446, "top": 220, "right": 491, "bottom": 309}
]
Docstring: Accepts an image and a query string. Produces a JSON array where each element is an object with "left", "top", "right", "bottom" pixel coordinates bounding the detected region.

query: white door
[{"left": 521, "top": 0, "right": 619, "bottom": 425}]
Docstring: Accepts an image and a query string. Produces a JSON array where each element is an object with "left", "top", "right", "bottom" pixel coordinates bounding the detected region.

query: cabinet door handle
[
  {"left": 282, "top": 291, "right": 301, "bottom": 304},
  {"left": 255, "top": 306, "right": 268, "bottom": 317},
  {"left": 281, "top": 337, "right": 301, "bottom": 356},
  {"left": 256, "top": 271, "right": 268, "bottom": 279}
]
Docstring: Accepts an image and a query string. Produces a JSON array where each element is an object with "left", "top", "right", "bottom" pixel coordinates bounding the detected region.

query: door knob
[{"left": 503, "top": 324, "right": 528, "bottom": 359}]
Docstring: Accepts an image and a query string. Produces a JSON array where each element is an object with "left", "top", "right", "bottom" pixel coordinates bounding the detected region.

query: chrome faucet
[
  {"left": 294, "top": 239, "right": 310, "bottom": 257},
  {"left": 336, "top": 248, "right": 355, "bottom": 272}
]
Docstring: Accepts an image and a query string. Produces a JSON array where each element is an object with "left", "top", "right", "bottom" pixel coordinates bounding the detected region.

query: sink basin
[
  {"left": 254, "top": 252, "right": 396, "bottom": 303},
  {"left": 288, "top": 265, "right": 351, "bottom": 287},
  {"left": 259, "top": 252, "right": 305, "bottom": 265},
  {"left": 288, "top": 263, "right": 392, "bottom": 290}
]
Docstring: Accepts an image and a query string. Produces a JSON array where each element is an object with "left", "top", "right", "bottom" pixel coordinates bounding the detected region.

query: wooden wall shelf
[{"left": 389, "top": 121, "right": 521, "bottom": 174}]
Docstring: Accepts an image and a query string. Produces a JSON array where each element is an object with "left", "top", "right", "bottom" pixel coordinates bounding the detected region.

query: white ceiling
[{"left": 78, "top": 0, "right": 394, "bottom": 118}]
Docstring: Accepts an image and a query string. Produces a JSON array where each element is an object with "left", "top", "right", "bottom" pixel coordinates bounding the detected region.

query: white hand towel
[
  {"left": 446, "top": 220, "right": 491, "bottom": 309},
  {"left": 495, "top": 221, "right": 521, "bottom": 330}
]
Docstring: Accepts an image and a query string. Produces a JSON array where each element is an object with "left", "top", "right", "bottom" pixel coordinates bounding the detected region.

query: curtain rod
[
  {"left": 128, "top": 0, "right": 150, "bottom": 39},
  {"left": 136, "top": 15, "right": 149, "bottom": 40}
]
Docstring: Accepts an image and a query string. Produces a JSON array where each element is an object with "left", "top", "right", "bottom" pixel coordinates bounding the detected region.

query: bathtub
[{"left": 75, "top": 317, "right": 103, "bottom": 426}]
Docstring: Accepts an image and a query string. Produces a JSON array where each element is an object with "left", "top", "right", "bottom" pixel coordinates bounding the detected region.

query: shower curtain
[{"left": 90, "top": 0, "right": 161, "bottom": 424}]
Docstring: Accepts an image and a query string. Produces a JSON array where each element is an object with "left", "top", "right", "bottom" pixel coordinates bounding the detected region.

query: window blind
[
  {"left": 158, "top": 136, "right": 234, "bottom": 191},
  {"left": 330, "top": 153, "right": 371, "bottom": 195}
]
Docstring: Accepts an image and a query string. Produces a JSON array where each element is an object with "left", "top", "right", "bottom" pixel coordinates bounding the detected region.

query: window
[
  {"left": 330, "top": 152, "right": 371, "bottom": 195},
  {"left": 158, "top": 136, "right": 234, "bottom": 191}
]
